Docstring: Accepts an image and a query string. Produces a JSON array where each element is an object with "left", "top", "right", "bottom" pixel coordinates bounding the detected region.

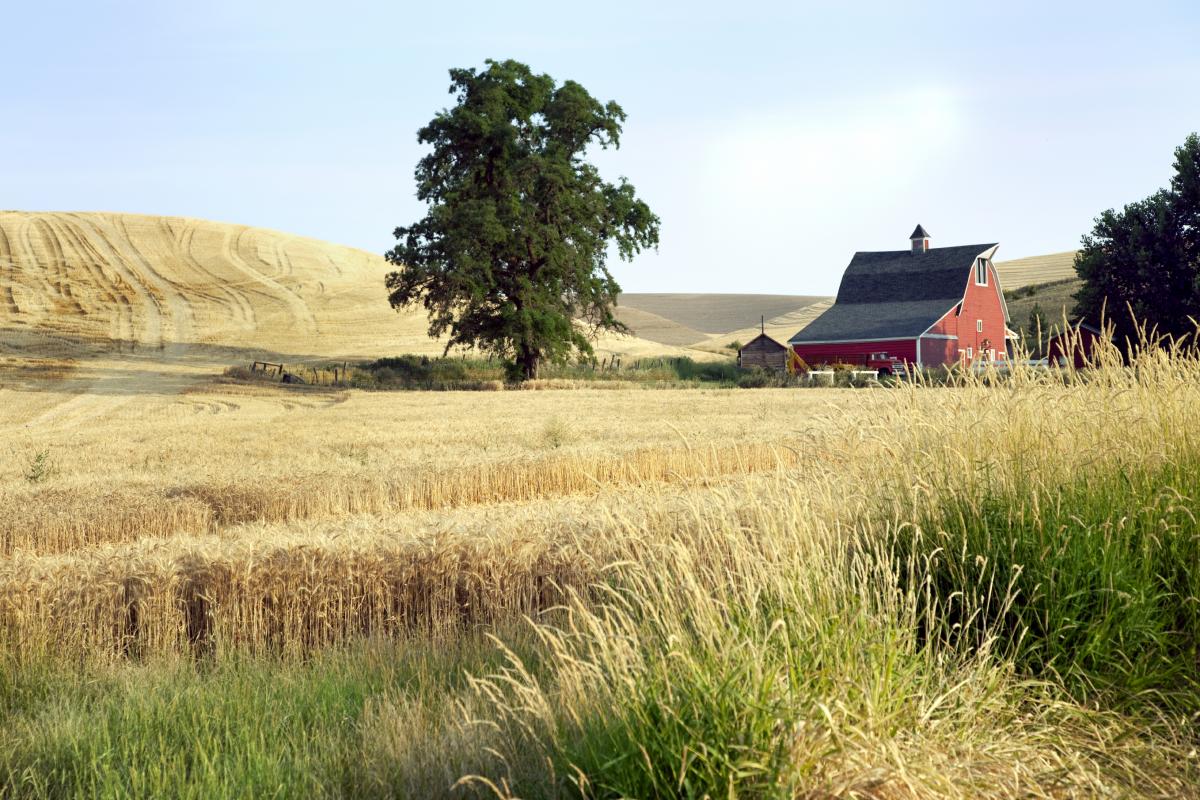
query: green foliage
[
  {"left": 353, "top": 354, "right": 743, "bottom": 389},
  {"left": 385, "top": 60, "right": 660, "bottom": 381},
  {"left": 0, "top": 658, "right": 367, "bottom": 798},
  {"left": 361, "top": 354, "right": 497, "bottom": 388},
  {"left": 667, "top": 358, "right": 740, "bottom": 383},
  {"left": 1074, "top": 133, "right": 1200, "bottom": 344},
  {"left": 904, "top": 458, "right": 1200, "bottom": 714},
  {"left": 23, "top": 450, "right": 53, "bottom": 484},
  {"left": 0, "top": 638, "right": 522, "bottom": 799},
  {"left": 734, "top": 367, "right": 804, "bottom": 388},
  {"left": 559, "top": 628, "right": 802, "bottom": 798},
  {"left": 1024, "top": 302, "right": 1048, "bottom": 358}
]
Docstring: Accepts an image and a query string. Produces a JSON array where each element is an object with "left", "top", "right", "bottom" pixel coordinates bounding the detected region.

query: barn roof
[{"left": 790, "top": 243, "right": 996, "bottom": 343}]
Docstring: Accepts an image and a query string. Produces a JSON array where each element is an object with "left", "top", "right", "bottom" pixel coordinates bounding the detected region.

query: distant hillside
[
  {"left": 994, "top": 251, "right": 1078, "bottom": 290},
  {"left": 612, "top": 305, "right": 710, "bottom": 347},
  {"left": 0, "top": 211, "right": 692, "bottom": 361},
  {"left": 1006, "top": 278, "right": 1082, "bottom": 332},
  {"left": 614, "top": 291, "right": 830, "bottom": 347},
  {"left": 618, "top": 294, "right": 827, "bottom": 337},
  {"left": 692, "top": 299, "right": 836, "bottom": 354}
]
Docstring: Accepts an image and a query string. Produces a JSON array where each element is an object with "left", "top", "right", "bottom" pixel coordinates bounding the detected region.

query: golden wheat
[{"left": 2, "top": 346, "right": 1197, "bottom": 662}]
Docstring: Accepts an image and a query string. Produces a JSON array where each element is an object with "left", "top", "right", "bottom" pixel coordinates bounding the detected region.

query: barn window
[
  {"left": 976, "top": 319, "right": 983, "bottom": 333},
  {"left": 966, "top": 346, "right": 974, "bottom": 360},
  {"left": 975, "top": 259, "right": 988, "bottom": 286}
]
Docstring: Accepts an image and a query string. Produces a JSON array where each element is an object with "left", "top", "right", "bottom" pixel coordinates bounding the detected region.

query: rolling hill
[
  {"left": 994, "top": 251, "right": 1077, "bottom": 290},
  {"left": 618, "top": 293, "right": 828, "bottom": 336},
  {"left": 691, "top": 299, "right": 836, "bottom": 354},
  {"left": 1005, "top": 279, "right": 1083, "bottom": 330},
  {"left": 0, "top": 211, "right": 695, "bottom": 362}
]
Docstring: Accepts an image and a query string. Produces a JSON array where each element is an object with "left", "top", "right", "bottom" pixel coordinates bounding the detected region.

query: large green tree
[
  {"left": 385, "top": 60, "right": 660, "bottom": 380},
  {"left": 1073, "top": 133, "right": 1200, "bottom": 344}
]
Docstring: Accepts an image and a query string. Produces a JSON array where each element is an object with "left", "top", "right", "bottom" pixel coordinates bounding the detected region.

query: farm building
[
  {"left": 789, "top": 226, "right": 1016, "bottom": 371},
  {"left": 736, "top": 332, "right": 788, "bottom": 372},
  {"left": 1046, "top": 321, "right": 1109, "bottom": 368}
]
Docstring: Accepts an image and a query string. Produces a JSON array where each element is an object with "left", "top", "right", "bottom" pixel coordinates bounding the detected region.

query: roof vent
[{"left": 910, "top": 224, "right": 930, "bottom": 254}]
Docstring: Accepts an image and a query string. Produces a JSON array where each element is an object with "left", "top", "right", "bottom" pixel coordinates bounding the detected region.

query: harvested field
[
  {"left": 1006, "top": 277, "right": 1084, "bottom": 329},
  {"left": 618, "top": 292, "right": 828, "bottom": 336},
  {"left": 0, "top": 211, "right": 704, "bottom": 362},
  {"left": 994, "top": 250, "right": 1078, "bottom": 289}
]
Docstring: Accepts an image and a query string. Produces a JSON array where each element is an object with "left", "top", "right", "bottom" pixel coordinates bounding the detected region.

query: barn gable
[{"left": 790, "top": 242, "right": 997, "bottom": 344}]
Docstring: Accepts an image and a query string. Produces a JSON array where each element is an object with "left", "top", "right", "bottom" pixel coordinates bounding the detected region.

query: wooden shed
[{"left": 737, "top": 333, "right": 788, "bottom": 372}]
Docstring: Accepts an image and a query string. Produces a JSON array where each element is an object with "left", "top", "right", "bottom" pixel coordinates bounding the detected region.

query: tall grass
[
  {"left": 901, "top": 456, "right": 1200, "bottom": 714},
  {"left": 453, "top": 462, "right": 1199, "bottom": 797},
  {"left": 3, "top": 338, "right": 1200, "bottom": 796},
  {"left": 0, "top": 634, "right": 530, "bottom": 799}
]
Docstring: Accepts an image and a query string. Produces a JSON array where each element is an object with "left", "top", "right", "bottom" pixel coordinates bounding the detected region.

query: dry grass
[
  {"left": 993, "top": 250, "right": 1079, "bottom": 289},
  {"left": 1, "top": 326, "right": 1198, "bottom": 796},
  {"left": 0, "top": 211, "right": 701, "bottom": 362},
  {"left": 0, "top": 439, "right": 820, "bottom": 557},
  {"left": 2, "top": 342, "right": 1196, "bottom": 666}
]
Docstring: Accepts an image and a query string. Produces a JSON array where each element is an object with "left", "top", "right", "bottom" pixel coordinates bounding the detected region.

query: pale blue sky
[{"left": 4, "top": 1, "right": 1198, "bottom": 293}]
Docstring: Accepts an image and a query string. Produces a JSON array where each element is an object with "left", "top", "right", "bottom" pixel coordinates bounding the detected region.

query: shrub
[
  {"left": 736, "top": 368, "right": 775, "bottom": 388},
  {"left": 23, "top": 450, "right": 53, "bottom": 484}
]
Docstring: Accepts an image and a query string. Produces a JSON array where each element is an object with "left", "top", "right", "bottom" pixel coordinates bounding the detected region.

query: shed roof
[
  {"left": 790, "top": 243, "right": 996, "bottom": 343},
  {"left": 739, "top": 332, "right": 788, "bottom": 351}
]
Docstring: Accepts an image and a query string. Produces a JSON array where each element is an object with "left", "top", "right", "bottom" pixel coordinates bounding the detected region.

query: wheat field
[
  {"left": 1, "top": 334, "right": 1198, "bottom": 796},
  {"left": 0, "top": 213, "right": 1194, "bottom": 797}
]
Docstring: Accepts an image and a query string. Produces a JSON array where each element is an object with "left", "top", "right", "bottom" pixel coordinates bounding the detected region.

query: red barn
[
  {"left": 789, "top": 226, "right": 1013, "bottom": 371},
  {"left": 1046, "top": 321, "right": 1108, "bottom": 368}
]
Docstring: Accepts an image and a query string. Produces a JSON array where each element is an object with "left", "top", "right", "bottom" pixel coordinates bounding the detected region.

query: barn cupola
[{"left": 909, "top": 224, "right": 930, "bottom": 254}]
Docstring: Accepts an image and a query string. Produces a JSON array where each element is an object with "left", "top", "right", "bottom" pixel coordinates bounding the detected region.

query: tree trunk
[{"left": 518, "top": 346, "right": 540, "bottom": 381}]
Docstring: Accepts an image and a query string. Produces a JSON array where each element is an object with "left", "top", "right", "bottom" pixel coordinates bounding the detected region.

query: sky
[{"left": 4, "top": 0, "right": 1199, "bottom": 294}]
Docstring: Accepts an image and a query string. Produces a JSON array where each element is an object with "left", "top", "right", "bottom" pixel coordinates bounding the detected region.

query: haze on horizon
[{"left": 4, "top": 0, "right": 1198, "bottom": 295}]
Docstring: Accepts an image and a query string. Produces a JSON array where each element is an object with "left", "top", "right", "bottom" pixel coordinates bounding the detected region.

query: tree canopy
[
  {"left": 385, "top": 60, "right": 660, "bottom": 380},
  {"left": 1074, "top": 133, "right": 1200, "bottom": 344}
]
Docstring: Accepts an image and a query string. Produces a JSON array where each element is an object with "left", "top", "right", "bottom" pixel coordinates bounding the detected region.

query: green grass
[
  {"left": 354, "top": 354, "right": 743, "bottom": 389},
  {"left": 0, "top": 635, "right": 533, "bottom": 799},
  {"left": 903, "top": 455, "right": 1200, "bottom": 714}
]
